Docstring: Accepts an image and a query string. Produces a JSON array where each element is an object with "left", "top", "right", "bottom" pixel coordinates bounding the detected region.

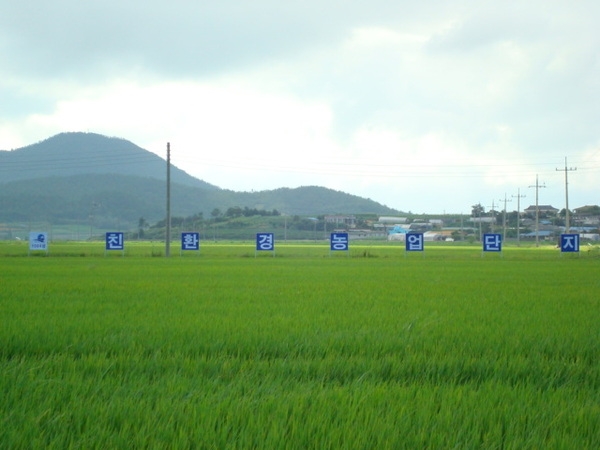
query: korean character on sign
[
  {"left": 483, "top": 234, "right": 502, "bottom": 252},
  {"left": 406, "top": 233, "right": 424, "bottom": 251},
  {"left": 256, "top": 233, "right": 274, "bottom": 251},
  {"left": 106, "top": 232, "right": 124, "bottom": 250},
  {"left": 330, "top": 233, "right": 349, "bottom": 251},
  {"left": 182, "top": 232, "right": 200, "bottom": 250},
  {"left": 560, "top": 234, "right": 579, "bottom": 252}
]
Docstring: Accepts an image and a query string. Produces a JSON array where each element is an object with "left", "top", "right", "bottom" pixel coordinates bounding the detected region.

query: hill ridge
[
  {"left": 0, "top": 132, "right": 218, "bottom": 190},
  {"left": 0, "top": 132, "right": 401, "bottom": 227}
]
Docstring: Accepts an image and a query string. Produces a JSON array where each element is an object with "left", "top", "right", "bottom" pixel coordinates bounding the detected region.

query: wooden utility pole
[
  {"left": 556, "top": 157, "right": 576, "bottom": 233},
  {"left": 512, "top": 189, "right": 526, "bottom": 246},
  {"left": 529, "top": 175, "right": 546, "bottom": 247},
  {"left": 499, "top": 193, "right": 512, "bottom": 242},
  {"left": 166, "top": 142, "right": 171, "bottom": 257},
  {"left": 487, "top": 200, "right": 497, "bottom": 234}
]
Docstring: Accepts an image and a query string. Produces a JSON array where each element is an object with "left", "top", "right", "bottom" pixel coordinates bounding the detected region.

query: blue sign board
[
  {"left": 256, "top": 233, "right": 274, "bottom": 251},
  {"left": 405, "top": 233, "right": 424, "bottom": 252},
  {"left": 483, "top": 234, "right": 502, "bottom": 252},
  {"left": 105, "top": 232, "right": 124, "bottom": 250},
  {"left": 330, "top": 233, "right": 349, "bottom": 251},
  {"left": 181, "top": 232, "right": 200, "bottom": 251},
  {"left": 560, "top": 233, "right": 579, "bottom": 252}
]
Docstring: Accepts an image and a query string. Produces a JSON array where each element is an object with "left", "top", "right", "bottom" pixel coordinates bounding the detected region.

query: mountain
[
  {"left": 0, "top": 132, "right": 217, "bottom": 189},
  {"left": 0, "top": 132, "right": 400, "bottom": 227}
]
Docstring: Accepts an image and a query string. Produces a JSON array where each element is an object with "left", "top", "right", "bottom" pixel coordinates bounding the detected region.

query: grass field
[{"left": 1, "top": 241, "right": 599, "bottom": 448}]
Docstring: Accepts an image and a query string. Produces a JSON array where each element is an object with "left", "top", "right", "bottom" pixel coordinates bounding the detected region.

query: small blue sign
[
  {"left": 181, "top": 232, "right": 200, "bottom": 251},
  {"left": 256, "top": 233, "right": 274, "bottom": 251},
  {"left": 330, "top": 233, "right": 349, "bottom": 251},
  {"left": 483, "top": 234, "right": 502, "bottom": 252},
  {"left": 405, "top": 233, "right": 424, "bottom": 252},
  {"left": 105, "top": 232, "right": 124, "bottom": 250},
  {"left": 29, "top": 232, "right": 48, "bottom": 251},
  {"left": 560, "top": 234, "right": 579, "bottom": 252}
]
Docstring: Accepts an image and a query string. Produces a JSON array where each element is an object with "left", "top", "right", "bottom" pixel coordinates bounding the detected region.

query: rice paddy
[{"left": 1, "top": 241, "right": 599, "bottom": 448}]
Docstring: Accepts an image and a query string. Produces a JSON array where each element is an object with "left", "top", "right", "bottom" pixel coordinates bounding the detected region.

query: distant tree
[
  {"left": 225, "top": 206, "right": 243, "bottom": 218},
  {"left": 137, "top": 217, "right": 148, "bottom": 239},
  {"left": 189, "top": 212, "right": 204, "bottom": 223},
  {"left": 171, "top": 216, "right": 185, "bottom": 227},
  {"left": 211, "top": 208, "right": 222, "bottom": 219},
  {"left": 471, "top": 203, "right": 485, "bottom": 218},
  {"left": 451, "top": 230, "right": 463, "bottom": 241},
  {"left": 574, "top": 205, "right": 600, "bottom": 216},
  {"left": 552, "top": 215, "right": 565, "bottom": 227},
  {"left": 506, "top": 211, "right": 519, "bottom": 228}
]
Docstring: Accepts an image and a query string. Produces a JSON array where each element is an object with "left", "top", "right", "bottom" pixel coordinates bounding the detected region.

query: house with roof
[
  {"left": 523, "top": 205, "right": 559, "bottom": 217},
  {"left": 572, "top": 205, "right": 600, "bottom": 226},
  {"left": 325, "top": 215, "right": 356, "bottom": 228}
]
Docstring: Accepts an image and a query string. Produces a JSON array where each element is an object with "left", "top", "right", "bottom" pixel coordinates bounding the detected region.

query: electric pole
[
  {"left": 556, "top": 157, "right": 576, "bottom": 233},
  {"left": 529, "top": 175, "right": 546, "bottom": 247},
  {"left": 477, "top": 206, "right": 482, "bottom": 242},
  {"left": 166, "top": 142, "right": 171, "bottom": 257},
  {"left": 499, "top": 193, "right": 512, "bottom": 242},
  {"left": 512, "top": 189, "right": 526, "bottom": 246},
  {"left": 487, "top": 200, "right": 497, "bottom": 233}
]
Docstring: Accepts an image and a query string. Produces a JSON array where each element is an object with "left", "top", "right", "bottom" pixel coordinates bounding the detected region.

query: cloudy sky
[{"left": 1, "top": 1, "right": 599, "bottom": 214}]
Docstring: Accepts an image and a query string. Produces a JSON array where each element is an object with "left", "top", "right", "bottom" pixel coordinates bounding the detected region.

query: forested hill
[
  {"left": 0, "top": 132, "right": 217, "bottom": 189},
  {"left": 0, "top": 132, "right": 401, "bottom": 226}
]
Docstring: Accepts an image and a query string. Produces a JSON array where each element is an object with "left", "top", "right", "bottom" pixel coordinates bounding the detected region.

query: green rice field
[{"left": 1, "top": 241, "right": 599, "bottom": 448}]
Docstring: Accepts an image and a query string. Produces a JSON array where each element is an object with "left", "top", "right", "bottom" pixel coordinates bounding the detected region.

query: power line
[
  {"left": 3, "top": 146, "right": 600, "bottom": 182},
  {"left": 0, "top": 153, "right": 160, "bottom": 172},
  {"left": 168, "top": 158, "right": 600, "bottom": 180},
  {"left": 171, "top": 153, "right": 600, "bottom": 179}
]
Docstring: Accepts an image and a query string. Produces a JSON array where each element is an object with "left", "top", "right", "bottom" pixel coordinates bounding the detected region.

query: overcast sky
[{"left": 1, "top": 1, "right": 599, "bottom": 214}]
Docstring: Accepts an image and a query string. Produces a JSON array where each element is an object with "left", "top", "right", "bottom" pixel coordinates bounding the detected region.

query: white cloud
[{"left": 1, "top": 1, "right": 599, "bottom": 213}]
